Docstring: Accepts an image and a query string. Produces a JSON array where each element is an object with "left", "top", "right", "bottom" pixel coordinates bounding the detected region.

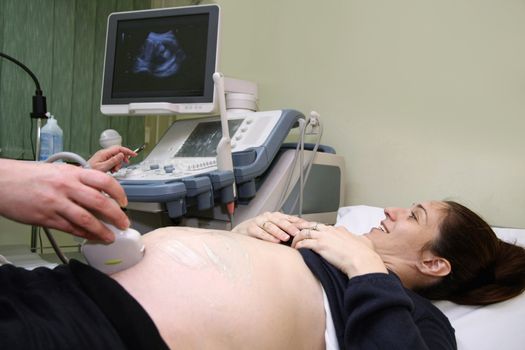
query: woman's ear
[{"left": 417, "top": 251, "right": 451, "bottom": 277}]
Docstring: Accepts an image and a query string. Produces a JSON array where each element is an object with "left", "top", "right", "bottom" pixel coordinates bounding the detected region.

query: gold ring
[
  {"left": 311, "top": 222, "right": 320, "bottom": 231},
  {"left": 305, "top": 229, "right": 311, "bottom": 239}
]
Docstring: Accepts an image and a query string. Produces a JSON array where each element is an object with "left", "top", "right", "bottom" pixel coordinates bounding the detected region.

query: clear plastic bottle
[{"left": 39, "top": 114, "right": 63, "bottom": 161}]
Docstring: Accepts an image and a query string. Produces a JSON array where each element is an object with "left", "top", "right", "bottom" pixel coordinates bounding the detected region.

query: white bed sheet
[{"left": 335, "top": 205, "right": 525, "bottom": 350}]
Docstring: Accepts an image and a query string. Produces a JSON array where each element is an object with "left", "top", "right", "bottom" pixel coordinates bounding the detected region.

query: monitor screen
[{"left": 101, "top": 5, "right": 220, "bottom": 115}]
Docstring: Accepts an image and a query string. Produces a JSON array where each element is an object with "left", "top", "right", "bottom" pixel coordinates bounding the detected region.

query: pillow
[
  {"left": 336, "top": 205, "right": 525, "bottom": 350},
  {"left": 336, "top": 205, "right": 525, "bottom": 246},
  {"left": 335, "top": 205, "right": 385, "bottom": 234}
]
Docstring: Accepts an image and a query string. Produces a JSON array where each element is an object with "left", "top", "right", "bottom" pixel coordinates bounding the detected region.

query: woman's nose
[{"left": 384, "top": 207, "right": 405, "bottom": 221}]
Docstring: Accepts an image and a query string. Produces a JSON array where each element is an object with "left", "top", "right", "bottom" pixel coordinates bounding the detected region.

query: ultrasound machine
[{"left": 100, "top": 5, "right": 346, "bottom": 232}]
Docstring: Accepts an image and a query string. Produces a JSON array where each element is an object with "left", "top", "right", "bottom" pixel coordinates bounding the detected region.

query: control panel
[{"left": 114, "top": 110, "right": 284, "bottom": 182}]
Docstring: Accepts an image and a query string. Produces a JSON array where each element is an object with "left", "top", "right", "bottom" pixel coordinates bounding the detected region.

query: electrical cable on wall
[{"left": 0, "top": 52, "right": 48, "bottom": 159}]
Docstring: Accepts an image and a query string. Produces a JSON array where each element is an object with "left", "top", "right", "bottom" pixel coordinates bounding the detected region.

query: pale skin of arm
[
  {"left": 0, "top": 158, "right": 130, "bottom": 242},
  {"left": 233, "top": 212, "right": 388, "bottom": 278}
]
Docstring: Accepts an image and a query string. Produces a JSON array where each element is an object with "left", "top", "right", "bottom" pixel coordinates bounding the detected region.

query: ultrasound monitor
[{"left": 101, "top": 5, "right": 220, "bottom": 115}]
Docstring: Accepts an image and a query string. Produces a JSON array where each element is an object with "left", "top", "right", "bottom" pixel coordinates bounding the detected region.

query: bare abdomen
[{"left": 111, "top": 227, "right": 326, "bottom": 350}]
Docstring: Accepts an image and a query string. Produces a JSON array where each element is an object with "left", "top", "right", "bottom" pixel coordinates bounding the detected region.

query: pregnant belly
[{"left": 112, "top": 227, "right": 326, "bottom": 350}]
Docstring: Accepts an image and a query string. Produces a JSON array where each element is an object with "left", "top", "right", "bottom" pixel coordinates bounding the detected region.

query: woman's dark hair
[{"left": 417, "top": 201, "right": 525, "bottom": 305}]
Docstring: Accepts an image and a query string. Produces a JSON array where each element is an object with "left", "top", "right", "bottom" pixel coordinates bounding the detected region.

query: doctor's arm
[
  {"left": 88, "top": 145, "right": 137, "bottom": 173},
  {"left": 0, "top": 159, "right": 129, "bottom": 242}
]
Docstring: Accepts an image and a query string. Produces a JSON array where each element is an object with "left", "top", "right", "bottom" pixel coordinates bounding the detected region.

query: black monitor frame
[{"left": 100, "top": 5, "right": 220, "bottom": 115}]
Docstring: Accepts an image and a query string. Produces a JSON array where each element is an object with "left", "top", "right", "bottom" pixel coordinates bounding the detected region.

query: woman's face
[{"left": 365, "top": 201, "right": 448, "bottom": 264}]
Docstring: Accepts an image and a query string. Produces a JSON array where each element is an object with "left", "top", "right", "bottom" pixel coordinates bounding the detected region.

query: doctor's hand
[
  {"left": 292, "top": 224, "right": 388, "bottom": 278},
  {"left": 232, "top": 212, "right": 310, "bottom": 243},
  {"left": 0, "top": 159, "right": 130, "bottom": 242},
  {"left": 88, "top": 145, "right": 137, "bottom": 173}
]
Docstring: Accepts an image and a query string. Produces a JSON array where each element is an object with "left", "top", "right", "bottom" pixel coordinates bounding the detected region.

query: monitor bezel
[{"left": 100, "top": 5, "right": 220, "bottom": 115}]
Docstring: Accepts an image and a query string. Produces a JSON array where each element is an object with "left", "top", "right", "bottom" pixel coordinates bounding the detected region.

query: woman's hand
[
  {"left": 292, "top": 224, "right": 388, "bottom": 278},
  {"left": 88, "top": 146, "right": 137, "bottom": 173},
  {"left": 232, "top": 212, "right": 312, "bottom": 243}
]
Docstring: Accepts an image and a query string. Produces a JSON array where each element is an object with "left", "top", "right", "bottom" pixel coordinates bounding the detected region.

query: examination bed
[{"left": 336, "top": 205, "right": 525, "bottom": 350}]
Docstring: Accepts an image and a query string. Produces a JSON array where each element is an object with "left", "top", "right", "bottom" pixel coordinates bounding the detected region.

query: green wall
[
  {"left": 0, "top": 0, "right": 151, "bottom": 248},
  {"left": 0, "top": 0, "right": 149, "bottom": 161}
]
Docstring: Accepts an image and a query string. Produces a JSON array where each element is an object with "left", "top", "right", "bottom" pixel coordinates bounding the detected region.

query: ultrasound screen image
[
  {"left": 112, "top": 14, "right": 209, "bottom": 99},
  {"left": 133, "top": 31, "right": 186, "bottom": 78},
  {"left": 175, "top": 120, "right": 243, "bottom": 158}
]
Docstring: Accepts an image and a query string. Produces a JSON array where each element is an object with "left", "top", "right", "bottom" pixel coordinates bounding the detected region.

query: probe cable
[
  {"left": 285, "top": 113, "right": 323, "bottom": 216},
  {"left": 41, "top": 152, "right": 92, "bottom": 264},
  {"left": 276, "top": 118, "right": 306, "bottom": 212}
]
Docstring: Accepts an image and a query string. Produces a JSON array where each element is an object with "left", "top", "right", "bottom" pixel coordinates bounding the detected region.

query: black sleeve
[{"left": 342, "top": 273, "right": 456, "bottom": 350}]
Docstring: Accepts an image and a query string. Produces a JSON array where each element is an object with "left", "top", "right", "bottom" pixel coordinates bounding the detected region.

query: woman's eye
[{"left": 409, "top": 212, "right": 417, "bottom": 220}]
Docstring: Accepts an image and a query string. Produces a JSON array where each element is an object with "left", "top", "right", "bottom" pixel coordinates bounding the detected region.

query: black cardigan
[{"left": 300, "top": 249, "right": 457, "bottom": 349}]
